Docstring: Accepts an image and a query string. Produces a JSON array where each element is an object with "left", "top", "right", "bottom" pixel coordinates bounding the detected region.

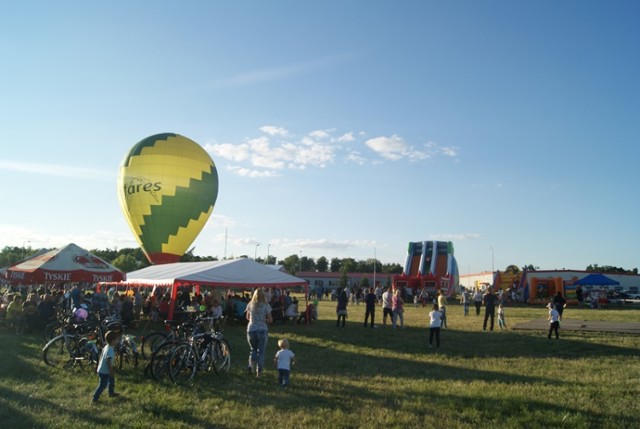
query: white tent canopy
[
  {"left": 106, "top": 258, "right": 307, "bottom": 320},
  {"left": 122, "top": 258, "right": 306, "bottom": 288}
]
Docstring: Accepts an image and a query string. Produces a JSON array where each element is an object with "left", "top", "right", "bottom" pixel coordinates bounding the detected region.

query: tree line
[{"left": 1, "top": 245, "right": 636, "bottom": 276}]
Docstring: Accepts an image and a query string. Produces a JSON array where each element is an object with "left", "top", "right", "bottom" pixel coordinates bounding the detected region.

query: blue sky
[{"left": 1, "top": 1, "right": 638, "bottom": 273}]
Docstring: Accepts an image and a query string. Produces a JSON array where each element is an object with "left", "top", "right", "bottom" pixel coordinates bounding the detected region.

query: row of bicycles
[
  {"left": 42, "top": 307, "right": 138, "bottom": 371},
  {"left": 141, "top": 316, "right": 231, "bottom": 385},
  {"left": 41, "top": 306, "right": 231, "bottom": 385}
]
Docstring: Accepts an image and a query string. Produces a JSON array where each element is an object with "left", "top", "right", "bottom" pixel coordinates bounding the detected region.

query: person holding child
[
  {"left": 92, "top": 330, "right": 121, "bottom": 403},
  {"left": 274, "top": 338, "right": 296, "bottom": 388}
]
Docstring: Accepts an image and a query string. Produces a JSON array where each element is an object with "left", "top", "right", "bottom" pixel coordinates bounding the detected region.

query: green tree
[
  {"left": 301, "top": 256, "right": 316, "bottom": 272},
  {"left": 111, "top": 254, "right": 139, "bottom": 273},
  {"left": 330, "top": 258, "right": 342, "bottom": 272},
  {"left": 281, "top": 254, "right": 300, "bottom": 273},
  {"left": 381, "top": 263, "right": 403, "bottom": 274},
  {"left": 91, "top": 248, "right": 118, "bottom": 263},
  {"left": 359, "top": 276, "right": 370, "bottom": 289},
  {"left": 341, "top": 258, "right": 357, "bottom": 273},
  {"left": 504, "top": 265, "right": 520, "bottom": 274},
  {"left": 316, "top": 256, "right": 329, "bottom": 272},
  {"left": 339, "top": 268, "right": 349, "bottom": 290},
  {"left": 522, "top": 264, "right": 538, "bottom": 272}
]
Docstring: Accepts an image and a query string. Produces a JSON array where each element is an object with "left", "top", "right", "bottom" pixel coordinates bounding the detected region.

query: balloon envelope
[{"left": 118, "top": 133, "right": 219, "bottom": 264}]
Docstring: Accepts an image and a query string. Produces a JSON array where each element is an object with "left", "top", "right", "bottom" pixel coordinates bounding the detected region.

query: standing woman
[
  {"left": 392, "top": 288, "right": 404, "bottom": 329},
  {"left": 336, "top": 289, "right": 348, "bottom": 328},
  {"left": 246, "top": 289, "right": 273, "bottom": 377}
]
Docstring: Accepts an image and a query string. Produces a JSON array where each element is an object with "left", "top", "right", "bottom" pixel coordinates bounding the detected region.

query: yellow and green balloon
[{"left": 117, "top": 133, "right": 219, "bottom": 264}]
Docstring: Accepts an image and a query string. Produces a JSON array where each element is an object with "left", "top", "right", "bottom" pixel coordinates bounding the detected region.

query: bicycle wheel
[
  {"left": 43, "top": 321, "right": 62, "bottom": 342},
  {"left": 117, "top": 340, "right": 139, "bottom": 370},
  {"left": 150, "top": 342, "right": 177, "bottom": 381},
  {"left": 141, "top": 332, "right": 167, "bottom": 360},
  {"left": 168, "top": 343, "right": 196, "bottom": 385},
  {"left": 43, "top": 335, "right": 73, "bottom": 367},
  {"left": 212, "top": 339, "right": 231, "bottom": 374}
]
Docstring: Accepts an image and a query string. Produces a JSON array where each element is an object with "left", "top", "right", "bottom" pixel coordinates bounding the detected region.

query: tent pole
[
  {"left": 305, "top": 283, "right": 309, "bottom": 325},
  {"left": 168, "top": 283, "right": 178, "bottom": 320}
]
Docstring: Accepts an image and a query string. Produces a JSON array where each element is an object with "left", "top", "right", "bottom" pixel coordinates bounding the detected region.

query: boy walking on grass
[
  {"left": 92, "top": 330, "right": 121, "bottom": 403},
  {"left": 274, "top": 338, "right": 295, "bottom": 388}
]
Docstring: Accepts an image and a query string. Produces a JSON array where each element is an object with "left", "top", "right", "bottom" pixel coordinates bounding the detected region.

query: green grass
[{"left": 1, "top": 300, "right": 640, "bottom": 428}]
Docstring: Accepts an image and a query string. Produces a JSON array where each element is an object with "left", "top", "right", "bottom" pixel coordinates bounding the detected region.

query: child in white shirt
[
  {"left": 497, "top": 304, "right": 506, "bottom": 330},
  {"left": 547, "top": 303, "right": 560, "bottom": 339},
  {"left": 274, "top": 338, "right": 296, "bottom": 388},
  {"left": 428, "top": 304, "right": 443, "bottom": 349}
]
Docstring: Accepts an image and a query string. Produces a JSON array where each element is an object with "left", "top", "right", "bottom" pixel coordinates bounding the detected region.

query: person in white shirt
[
  {"left": 274, "top": 338, "right": 296, "bottom": 388},
  {"left": 428, "top": 304, "right": 443, "bottom": 349},
  {"left": 381, "top": 287, "right": 393, "bottom": 327},
  {"left": 547, "top": 303, "right": 560, "bottom": 339}
]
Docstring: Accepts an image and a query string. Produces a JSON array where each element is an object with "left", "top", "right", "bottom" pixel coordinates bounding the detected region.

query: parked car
[{"left": 620, "top": 290, "right": 640, "bottom": 299}]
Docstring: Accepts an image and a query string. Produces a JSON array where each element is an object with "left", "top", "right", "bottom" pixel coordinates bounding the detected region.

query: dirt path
[{"left": 512, "top": 318, "right": 640, "bottom": 334}]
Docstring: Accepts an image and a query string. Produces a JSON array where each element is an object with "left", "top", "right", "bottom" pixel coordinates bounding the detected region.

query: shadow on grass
[
  {"left": 272, "top": 319, "right": 640, "bottom": 360},
  {"left": 0, "top": 385, "right": 112, "bottom": 427},
  {"left": 199, "top": 366, "right": 629, "bottom": 428}
]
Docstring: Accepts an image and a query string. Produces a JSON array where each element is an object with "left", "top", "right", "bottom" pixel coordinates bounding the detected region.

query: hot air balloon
[{"left": 117, "top": 133, "right": 219, "bottom": 264}]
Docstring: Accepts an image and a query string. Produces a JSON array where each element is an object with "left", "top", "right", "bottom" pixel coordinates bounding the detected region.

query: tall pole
[
  {"left": 373, "top": 247, "right": 377, "bottom": 290},
  {"left": 490, "top": 246, "right": 494, "bottom": 273},
  {"left": 224, "top": 227, "right": 228, "bottom": 259},
  {"left": 254, "top": 243, "right": 260, "bottom": 260},
  {"left": 22, "top": 240, "right": 30, "bottom": 260},
  {"left": 266, "top": 244, "right": 271, "bottom": 265}
]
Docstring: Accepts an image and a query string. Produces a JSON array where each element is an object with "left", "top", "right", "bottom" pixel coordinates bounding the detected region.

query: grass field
[{"left": 1, "top": 300, "right": 639, "bottom": 429}]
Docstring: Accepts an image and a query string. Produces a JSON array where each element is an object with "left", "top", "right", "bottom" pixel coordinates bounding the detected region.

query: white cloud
[
  {"left": 0, "top": 224, "right": 137, "bottom": 251},
  {"left": 429, "top": 233, "right": 481, "bottom": 241},
  {"left": 337, "top": 132, "right": 355, "bottom": 143},
  {"left": 365, "top": 135, "right": 428, "bottom": 161},
  {"left": 204, "top": 143, "right": 250, "bottom": 162},
  {"left": 206, "top": 127, "right": 459, "bottom": 178},
  {"left": 226, "top": 166, "right": 281, "bottom": 178},
  {"left": 309, "top": 130, "right": 330, "bottom": 139},
  {"left": 441, "top": 146, "right": 458, "bottom": 157},
  {"left": 259, "top": 126, "right": 289, "bottom": 137},
  {"left": 271, "top": 238, "right": 377, "bottom": 251},
  {"left": 346, "top": 151, "right": 366, "bottom": 165},
  {"left": 0, "top": 160, "right": 112, "bottom": 180},
  {"left": 209, "top": 214, "right": 237, "bottom": 228},
  {"left": 209, "top": 54, "right": 351, "bottom": 88}
]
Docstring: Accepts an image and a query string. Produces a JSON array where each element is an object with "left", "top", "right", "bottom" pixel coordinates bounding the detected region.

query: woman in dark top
[
  {"left": 552, "top": 292, "right": 567, "bottom": 319},
  {"left": 336, "top": 289, "right": 348, "bottom": 328}
]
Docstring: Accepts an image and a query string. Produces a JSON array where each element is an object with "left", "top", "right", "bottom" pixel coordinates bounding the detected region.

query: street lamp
[
  {"left": 254, "top": 243, "right": 260, "bottom": 260},
  {"left": 22, "top": 240, "right": 31, "bottom": 260},
  {"left": 266, "top": 244, "right": 271, "bottom": 265},
  {"left": 489, "top": 246, "right": 494, "bottom": 273}
]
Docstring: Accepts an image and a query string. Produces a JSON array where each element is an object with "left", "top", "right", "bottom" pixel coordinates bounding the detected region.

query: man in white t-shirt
[
  {"left": 274, "top": 338, "right": 296, "bottom": 388},
  {"left": 381, "top": 287, "right": 393, "bottom": 327}
]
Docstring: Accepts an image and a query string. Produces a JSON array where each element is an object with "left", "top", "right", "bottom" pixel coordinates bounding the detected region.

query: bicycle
[{"left": 168, "top": 317, "right": 231, "bottom": 385}]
